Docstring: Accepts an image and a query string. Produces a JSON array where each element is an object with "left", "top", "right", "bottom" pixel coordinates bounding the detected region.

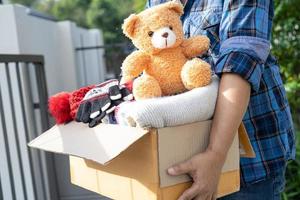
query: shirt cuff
[
  {"left": 214, "top": 51, "right": 264, "bottom": 92},
  {"left": 220, "top": 36, "right": 271, "bottom": 62}
]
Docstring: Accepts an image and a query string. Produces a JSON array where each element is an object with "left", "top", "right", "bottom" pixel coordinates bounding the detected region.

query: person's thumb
[{"left": 167, "top": 159, "right": 193, "bottom": 176}]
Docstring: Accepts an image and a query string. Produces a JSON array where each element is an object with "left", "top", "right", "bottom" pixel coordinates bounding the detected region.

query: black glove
[
  {"left": 75, "top": 79, "right": 119, "bottom": 124},
  {"left": 76, "top": 79, "right": 134, "bottom": 127},
  {"left": 109, "top": 85, "right": 122, "bottom": 100},
  {"left": 120, "top": 86, "right": 133, "bottom": 101},
  {"left": 88, "top": 111, "right": 106, "bottom": 128}
]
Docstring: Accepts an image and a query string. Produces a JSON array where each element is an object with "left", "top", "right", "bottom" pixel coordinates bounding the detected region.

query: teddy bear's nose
[{"left": 162, "top": 32, "right": 169, "bottom": 38}]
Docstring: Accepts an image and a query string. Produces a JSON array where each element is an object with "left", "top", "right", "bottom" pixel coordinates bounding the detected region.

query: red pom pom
[{"left": 48, "top": 92, "right": 72, "bottom": 124}]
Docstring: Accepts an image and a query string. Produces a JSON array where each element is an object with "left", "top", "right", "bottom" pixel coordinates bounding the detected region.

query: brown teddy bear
[{"left": 120, "top": 1, "right": 212, "bottom": 100}]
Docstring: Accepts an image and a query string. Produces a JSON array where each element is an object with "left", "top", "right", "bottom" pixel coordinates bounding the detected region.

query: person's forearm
[{"left": 207, "top": 73, "right": 250, "bottom": 163}]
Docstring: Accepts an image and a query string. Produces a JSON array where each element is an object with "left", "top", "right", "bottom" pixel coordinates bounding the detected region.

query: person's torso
[
  {"left": 147, "top": 0, "right": 295, "bottom": 185},
  {"left": 147, "top": 0, "right": 274, "bottom": 67}
]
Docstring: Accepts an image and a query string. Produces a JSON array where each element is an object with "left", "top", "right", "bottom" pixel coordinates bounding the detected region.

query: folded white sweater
[{"left": 116, "top": 76, "right": 219, "bottom": 128}]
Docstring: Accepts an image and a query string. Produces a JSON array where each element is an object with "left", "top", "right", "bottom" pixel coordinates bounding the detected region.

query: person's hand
[{"left": 167, "top": 149, "right": 226, "bottom": 200}]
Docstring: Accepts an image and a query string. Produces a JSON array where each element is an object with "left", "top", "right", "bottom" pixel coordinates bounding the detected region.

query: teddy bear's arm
[
  {"left": 120, "top": 51, "right": 151, "bottom": 84},
  {"left": 181, "top": 36, "right": 210, "bottom": 58}
]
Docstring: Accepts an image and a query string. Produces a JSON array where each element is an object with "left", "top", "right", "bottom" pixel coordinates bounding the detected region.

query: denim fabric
[{"left": 219, "top": 166, "right": 286, "bottom": 200}]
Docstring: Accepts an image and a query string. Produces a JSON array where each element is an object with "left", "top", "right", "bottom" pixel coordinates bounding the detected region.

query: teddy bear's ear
[
  {"left": 122, "top": 14, "right": 140, "bottom": 39},
  {"left": 167, "top": 1, "right": 184, "bottom": 16}
]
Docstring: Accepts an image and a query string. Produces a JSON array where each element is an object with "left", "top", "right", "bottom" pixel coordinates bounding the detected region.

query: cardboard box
[{"left": 29, "top": 120, "right": 254, "bottom": 200}]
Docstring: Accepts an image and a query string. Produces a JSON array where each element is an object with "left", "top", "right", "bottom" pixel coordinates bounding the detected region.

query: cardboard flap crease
[
  {"left": 29, "top": 121, "right": 253, "bottom": 165},
  {"left": 28, "top": 122, "right": 149, "bottom": 165}
]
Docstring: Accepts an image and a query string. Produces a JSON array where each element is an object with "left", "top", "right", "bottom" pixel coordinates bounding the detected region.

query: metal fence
[{"left": 0, "top": 54, "right": 58, "bottom": 200}]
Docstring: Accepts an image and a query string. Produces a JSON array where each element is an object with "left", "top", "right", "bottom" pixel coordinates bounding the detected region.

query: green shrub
[
  {"left": 272, "top": 1, "right": 300, "bottom": 199},
  {"left": 282, "top": 131, "right": 300, "bottom": 200}
]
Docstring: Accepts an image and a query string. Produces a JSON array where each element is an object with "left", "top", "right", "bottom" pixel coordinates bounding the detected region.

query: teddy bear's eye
[
  {"left": 169, "top": 26, "right": 173, "bottom": 30},
  {"left": 148, "top": 31, "right": 154, "bottom": 37}
]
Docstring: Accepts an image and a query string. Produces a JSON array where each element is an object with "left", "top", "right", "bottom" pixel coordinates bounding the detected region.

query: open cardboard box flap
[
  {"left": 29, "top": 120, "right": 255, "bottom": 199},
  {"left": 28, "top": 122, "right": 149, "bottom": 165},
  {"left": 29, "top": 121, "right": 255, "bottom": 166}
]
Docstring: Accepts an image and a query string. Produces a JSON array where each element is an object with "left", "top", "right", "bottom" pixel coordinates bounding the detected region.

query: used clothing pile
[
  {"left": 49, "top": 76, "right": 219, "bottom": 129},
  {"left": 77, "top": 75, "right": 219, "bottom": 128},
  {"left": 115, "top": 76, "right": 219, "bottom": 128}
]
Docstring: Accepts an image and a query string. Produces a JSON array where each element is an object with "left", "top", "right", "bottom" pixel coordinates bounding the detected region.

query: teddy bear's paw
[
  {"left": 181, "top": 58, "right": 212, "bottom": 90},
  {"left": 133, "top": 74, "right": 162, "bottom": 100}
]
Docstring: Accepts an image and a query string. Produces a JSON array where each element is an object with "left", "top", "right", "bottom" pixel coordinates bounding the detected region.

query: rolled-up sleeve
[{"left": 215, "top": 0, "right": 272, "bottom": 92}]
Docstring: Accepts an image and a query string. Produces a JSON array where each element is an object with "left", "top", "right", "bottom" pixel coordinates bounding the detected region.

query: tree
[
  {"left": 86, "top": 0, "right": 142, "bottom": 75},
  {"left": 133, "top": 0, "right": 147, "bottom": 12},
  {"left": 9, "top": 0, "right": 146, "bottom": 43},
  {"left": 272, "top": 0, "right": 300, "bottom": 125},
  {"left": 38, "top": 0, "right": 92, "bottom": 28},
  {"left": 272, "top": 1, "right": 300, "bottom": 199},
  {"left": 86, "top": 0, "right": 135, "bottom": 44}
]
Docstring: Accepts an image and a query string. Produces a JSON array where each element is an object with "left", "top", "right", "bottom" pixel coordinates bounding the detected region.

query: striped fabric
[{"left": 146, "top": 0, "right": 295, "bottom": 185}]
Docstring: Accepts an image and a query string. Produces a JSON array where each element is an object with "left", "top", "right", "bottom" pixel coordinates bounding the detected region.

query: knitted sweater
[{"left": 116, "top": 76, "right": 219, "bottom": 128}]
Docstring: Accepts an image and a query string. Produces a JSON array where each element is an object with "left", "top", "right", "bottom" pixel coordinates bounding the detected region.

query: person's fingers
[
  {"left": 168, "top": 159, "right": 193, "bottom": 176},
  {"left": 211, "top": 193, "right": 217, "bottom": 200},
  {"left": 193, "top": 193, "right": 210, "bottom": 200},
  {"left": 205, "top": 194, "right": 213, "bottom": 200},
  {"left": 177, "top": 184, "right": 199, "bottom": 200}
]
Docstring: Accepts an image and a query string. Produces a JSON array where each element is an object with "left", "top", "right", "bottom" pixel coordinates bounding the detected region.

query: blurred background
[{"left": 0, "top": 0, "right": 299, "bottom": 200}]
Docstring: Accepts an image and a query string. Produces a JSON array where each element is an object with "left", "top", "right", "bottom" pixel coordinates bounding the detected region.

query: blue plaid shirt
[{"left": 147, "top": 0, "right": 296, "bottom": 185}]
